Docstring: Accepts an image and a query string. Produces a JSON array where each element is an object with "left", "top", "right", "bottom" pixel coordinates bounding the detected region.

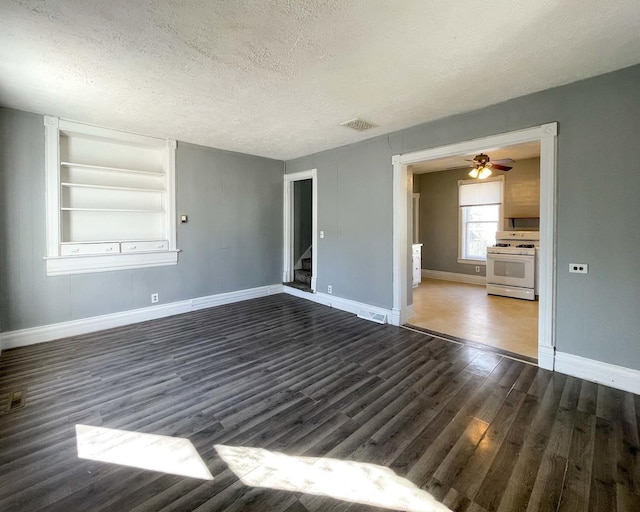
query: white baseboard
[
  {"left": 283, "top": 287, "right": 394, "bottom": 325},
  {"left": 0, "top": 284, "right": 284, "bottom": 351},
  {"left": 422, "top": 269, "right": 486, "bottom": 286},
  {"left": 555, "top": 351, "right": 640, "bottom": 395},
  {"left": 537, "top": 345, "right": 555, "bottom": 371}
]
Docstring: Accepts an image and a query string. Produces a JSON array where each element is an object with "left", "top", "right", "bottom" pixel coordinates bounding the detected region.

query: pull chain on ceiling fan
[{"left": 467, "top": 153, "right": 514, "bottom": 179}]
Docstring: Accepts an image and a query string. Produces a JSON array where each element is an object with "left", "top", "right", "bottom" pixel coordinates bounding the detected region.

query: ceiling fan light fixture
[
  {"left": 478, "top": 167, "right": 492, "bottom": 179},
  {"left": 468, "top": 168, "right": 479, "bottom": 178}
]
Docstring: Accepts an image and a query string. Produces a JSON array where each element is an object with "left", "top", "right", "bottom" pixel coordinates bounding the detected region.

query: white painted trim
[
  {"left": 555, "top": 351, "right": 640, "bottom": 395},
  {"left": 166, "top": 139, "right": 178, "bottom": 251},
  {"left": 393, "top": 123, "right": 558, "bottom": 369},
  {"left": 392, "top": 155, "right": 409, "bottom": 326},
  {"left": 44, "top": 251, "right": 180, "bottom": 276},
  {"left": 283, "top": 170, "right": 318, "bottom": 292},
  {"left": 58, "top": 118, "right": 167, "bottom": 147},
  {"left": 407, "top": 304, "right": 415, "bottom": 319},
  {"left": 0, "top": 285, "right": 284, "bottom": 350},
  {"left": 538, "top": 345, "right": 555, "bottom": 371},
  {"left": 398, "top": 124, "right": 556, "bottom": 165},
  {"left": 44, "top": 116, "right": 60, "bottom": 257},
  {"left": 537, "top": 124, "right": 558, "bottom": 368},
  {"left": 283, "top": 287, "right": 393, "bottom": 323},
  {"left": 422, "top": 269, "right": 486, "bottom": 286}
]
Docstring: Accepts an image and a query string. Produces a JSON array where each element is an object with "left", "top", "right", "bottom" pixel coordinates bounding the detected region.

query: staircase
[{"left": 285, "top": 257, "right": 312, "bottom": 292}]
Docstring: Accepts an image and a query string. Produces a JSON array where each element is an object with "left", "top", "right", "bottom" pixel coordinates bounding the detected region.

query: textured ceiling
[{"left": 1, "top": 1, "right": 640, "bottom": 160}]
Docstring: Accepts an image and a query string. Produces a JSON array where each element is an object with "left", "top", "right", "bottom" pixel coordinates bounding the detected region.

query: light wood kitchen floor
[{"left": 410, "top": 278, "right": 538, "bottom": 360}]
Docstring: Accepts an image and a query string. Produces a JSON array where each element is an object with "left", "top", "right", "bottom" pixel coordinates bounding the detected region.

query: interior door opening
[
  {"left": 392, "top": 123, "right": 557, "bottom": 369},
  {"left": 409, "top": 143, "right": 541, "bottom": 361},
  {"left": 283, "top": 170, "right": 317, "bottom": 293}
]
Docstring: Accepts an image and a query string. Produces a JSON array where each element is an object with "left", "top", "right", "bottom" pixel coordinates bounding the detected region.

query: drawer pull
[
  {"left": 105, "top": 247, "right": 113, "bottom": 252},
  {"left": 156, "top": 244, "right": 164, "bottom": 248},
  {"left": 71, "top": 248, "right": 79, "bottom": 253},
  {"left": 130, "top": 246, "right": 136, "bottom": 250}
]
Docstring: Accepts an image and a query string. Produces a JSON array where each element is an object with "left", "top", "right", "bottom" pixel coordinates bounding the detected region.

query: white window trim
[
  {"left": 43, "top": 116, "right": 179, "bottom": 276},
  {"left": 456, "top": 176, "right": 504, "bottom": 265}
]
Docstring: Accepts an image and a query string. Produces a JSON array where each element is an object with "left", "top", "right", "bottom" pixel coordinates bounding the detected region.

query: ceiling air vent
[{"left": 340, "top": 118, "right": 378, "bottom": 131}]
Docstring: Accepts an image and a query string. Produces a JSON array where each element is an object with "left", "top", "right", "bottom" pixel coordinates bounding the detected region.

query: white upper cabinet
[{"left": 44, "top": 116, "right": 179, "bottom": 276}]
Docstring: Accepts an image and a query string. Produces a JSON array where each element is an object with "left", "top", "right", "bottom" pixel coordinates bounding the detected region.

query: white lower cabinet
[
  {"left": 60, "top": 242, "right": 120, "bottom": 256},
  {"left": 121, "top": 240, "right": 169, "bottom": 252},
  {"left": 412, "top": 244, "right": 423, "bottom": 288}
]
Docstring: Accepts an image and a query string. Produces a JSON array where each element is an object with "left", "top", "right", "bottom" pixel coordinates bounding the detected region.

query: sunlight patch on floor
[
  {"left": 75, "top": 424, "right": 213, "bottom": 480},
  {"left": 215, "top": 444, "right": 452, "bottom": 512}
]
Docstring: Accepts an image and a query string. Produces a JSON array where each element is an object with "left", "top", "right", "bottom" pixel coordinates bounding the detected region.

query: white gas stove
[{"left": 486, "top": 231, "right": 539, "bottom": 300}]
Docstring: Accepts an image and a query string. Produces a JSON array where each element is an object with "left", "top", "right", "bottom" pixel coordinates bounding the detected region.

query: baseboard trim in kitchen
[
  {"left": 421, "top": 269, "right": 486, "bottom": 286},
  {"left": 0, "top": 284, "right": 284, "bottom": 351},
  {"left": 555, "top": 351, "right": 640, "bottom": 395}
]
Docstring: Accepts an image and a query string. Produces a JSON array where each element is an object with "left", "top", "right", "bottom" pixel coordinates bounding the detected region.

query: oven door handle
[{"left": 487, "top": 253, "right": 534, "bottom": 262}]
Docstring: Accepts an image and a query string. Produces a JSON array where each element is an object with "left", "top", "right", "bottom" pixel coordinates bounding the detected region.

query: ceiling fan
[{"left": 467, "top": 153, "right": 514, "bottom": 179}]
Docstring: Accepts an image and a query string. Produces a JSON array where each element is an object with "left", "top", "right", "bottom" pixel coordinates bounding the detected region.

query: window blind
[{"left": 459, "top": 180, "right": 502, "bottom": 206}]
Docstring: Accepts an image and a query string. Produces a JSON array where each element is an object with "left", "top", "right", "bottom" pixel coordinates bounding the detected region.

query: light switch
[
  {"left": 320, "top": 231, "right": 324, "bottom": 239},
  {"left": 180, "top": 215, "right": 188, "bottom": 223}
]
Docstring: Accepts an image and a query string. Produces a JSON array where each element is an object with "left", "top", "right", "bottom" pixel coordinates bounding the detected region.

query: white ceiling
[{"left": 2, "top": 1, "right": 639, "bottom": 161}]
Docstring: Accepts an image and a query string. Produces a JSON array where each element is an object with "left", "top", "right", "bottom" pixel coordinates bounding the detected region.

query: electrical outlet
[
  {"left": 569, "top": 263, "right": 588, "bottom": 274},
  {"left": 327, "top": 285, "right": 332, "bottom": 294},
  {"left": 151, "top": 293, "right": 159, "bottom": 303},
  {"left": 475, "top": 266, "right": 480, "bottom": 273}
]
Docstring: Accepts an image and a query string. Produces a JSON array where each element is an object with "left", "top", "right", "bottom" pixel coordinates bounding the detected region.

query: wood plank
[{"left": 0, "top": 294, "right": 638, "bottom": 512}]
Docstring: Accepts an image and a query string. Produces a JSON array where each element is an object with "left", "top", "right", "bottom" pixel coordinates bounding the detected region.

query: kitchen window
[{"left": 457, "top": 176, "right": 504, "bottom": 264}]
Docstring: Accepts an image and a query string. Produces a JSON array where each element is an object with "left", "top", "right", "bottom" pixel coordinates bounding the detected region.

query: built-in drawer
[
  {"left": 60, "top": 242, "right": 120, "bottom": 256},
  {"left": 121, "top": 240, "right": 169, "bottom": 253}
]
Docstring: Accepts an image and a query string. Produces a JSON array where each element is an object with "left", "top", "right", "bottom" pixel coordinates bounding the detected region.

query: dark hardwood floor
[{"left": 1, "top": 294, "right": 638, "bottom": 511}]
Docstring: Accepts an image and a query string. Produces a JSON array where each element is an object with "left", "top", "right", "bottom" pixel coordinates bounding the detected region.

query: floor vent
[
  {"left": 7, "top": 389, "right": 26, "bottom": 411},
  {"left": 357, "top": 310, "right": 387, "bottom": 324}
]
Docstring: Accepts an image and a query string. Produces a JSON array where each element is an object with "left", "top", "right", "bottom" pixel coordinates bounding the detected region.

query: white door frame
[
  {"left": 392, "top": 123, "right": 557, "bottom": 369},
  {"left": 283, "top": 169, "right": 318, "bottom": 292}
]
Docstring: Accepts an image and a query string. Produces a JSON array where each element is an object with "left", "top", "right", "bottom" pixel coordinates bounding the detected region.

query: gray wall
[
  {"left": 293, "top": 179, "right": 312, "bottom": 264},
  {"left": 287, "top": 64, "right": 640, "bottom": 370},
  {"left": 416, "top": 157, "right": 540, "bottom": 277},
  {"left": 0, "top": 107, "right": 283, "bottom": 332},
  {"left": 286, "top": 137, "right": 395, "bottom": 308}
]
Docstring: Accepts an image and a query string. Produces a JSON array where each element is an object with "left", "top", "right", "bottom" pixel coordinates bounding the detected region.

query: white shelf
[
  {"left": 61, "top": 182, "right": 165, "bottom": 193},
  {"left": 60, "top": 161, "right": 165, "bottom": 176},
  {"left": 45, "top": 116, "right": 177, "bottom": 275},
  {"left": 61, "top": 207, "right": 162, "bottom": 213}
]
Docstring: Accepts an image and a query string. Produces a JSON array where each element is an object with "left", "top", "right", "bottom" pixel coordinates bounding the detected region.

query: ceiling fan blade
[
  {"left": 491, "top": 164, "right": 512, "bottom": 171},
  {"left": 491, "top": 158, "right": 515, "bottom": 165}
]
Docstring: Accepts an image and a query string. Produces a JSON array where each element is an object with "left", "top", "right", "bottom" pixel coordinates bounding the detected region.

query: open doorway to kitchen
[
  {"left": 392, "top": 123, "right": 557, "bottom": 369},
  {"left": 410, "top": 142, "right": 540, "bottom": 361}
]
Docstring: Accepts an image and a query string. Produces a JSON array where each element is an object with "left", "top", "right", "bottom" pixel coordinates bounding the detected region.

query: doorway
[
  {"left": 410, "top": 145, "right": 540, "bottom": 360},
  {"left": 283, "top": 169, "right": 318, "bottom": 292},
  {"left": 392, "top": 124, "right": 557, "bottom": 369}
]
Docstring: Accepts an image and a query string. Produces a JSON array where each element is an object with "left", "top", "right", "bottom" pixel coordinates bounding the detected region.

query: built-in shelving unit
[{"left": 44, "top": 116, "right": 178, "bottom": 276}]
